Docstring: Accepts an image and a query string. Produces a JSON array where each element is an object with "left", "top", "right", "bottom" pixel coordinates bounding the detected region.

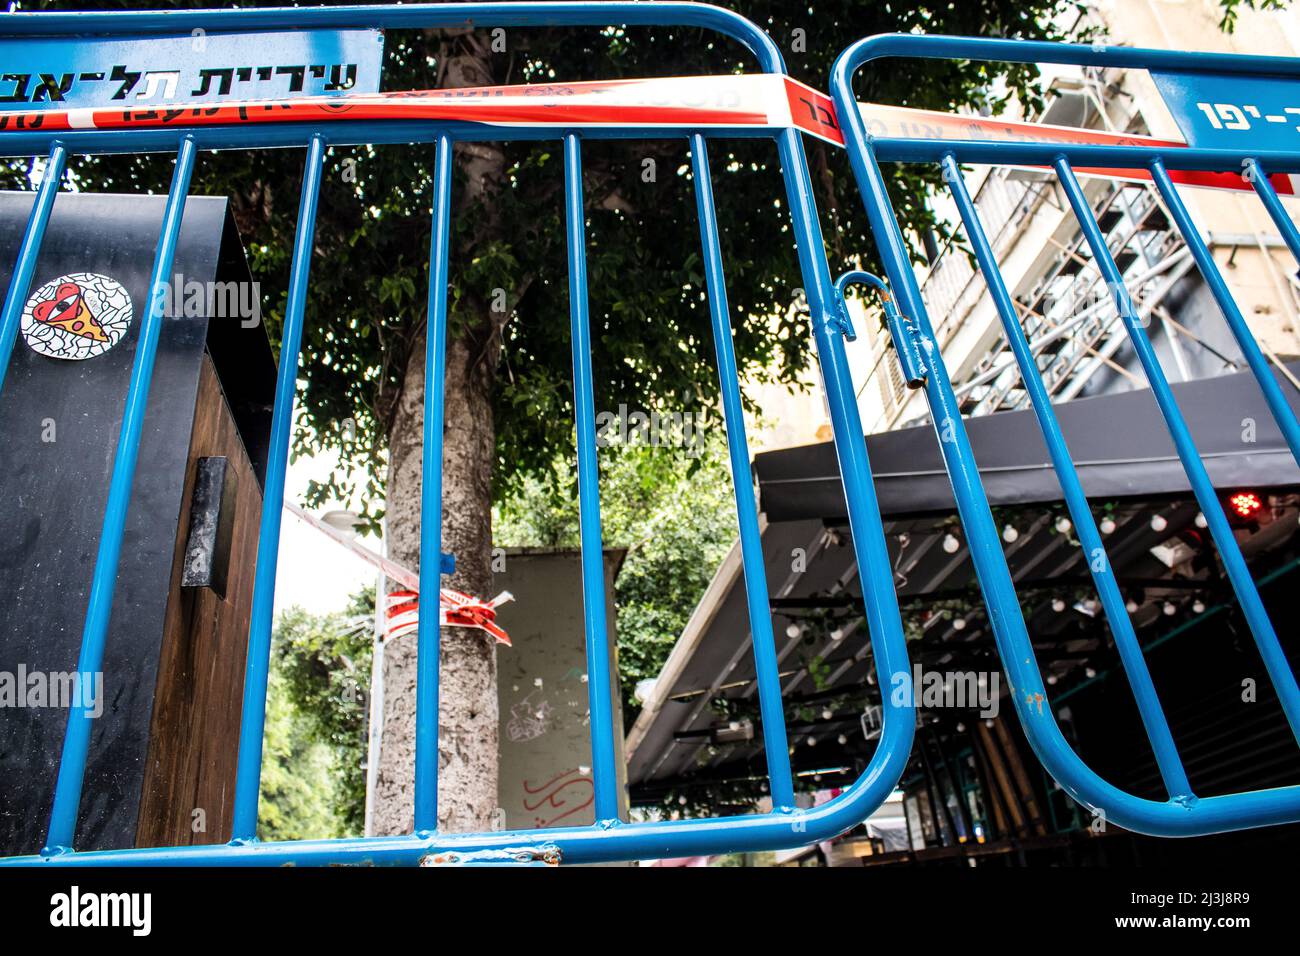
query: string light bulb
[
  {"left": 942, "top": 532, "right": 961, "bottom": 554},
  {"left": 1002, "top": 524, "right": 1019, "bottom": 543},
  {"left": 1099, "top": 517, "right": 1116, "bottom": 535},
  {"left": 1150, "top": 514, "right": 1168, "bottom": 532}
]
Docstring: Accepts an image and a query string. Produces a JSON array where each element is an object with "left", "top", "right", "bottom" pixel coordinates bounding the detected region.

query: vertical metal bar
[
  {"left": 231, "top": 135, "right": 327, "bottom": 841},
  {"left": 1245, "top": 160, "right": 1300, "bottom": 267},
  {"left": 689, "top": 134, "right": 794, "bottom": 808},
  {"left": 1151, "top": 159, "right": 1300, "bottom": 466},
  {"left": 563, "top": 132, "right": 620, "bottom": 823},
  {"left": 1056, "top": 156, "right": 1300, "bottom": 741},
  {"left": 943, "top": 153, "right": 1191, "bottom": 800},
  {"left": 0, "top": 144, "right": 67, "bottom": 392},
  {"left": 414, "top": 133, "right": 454, "bottom": 834},
  {"left": 771, "top": 125, "right": 916, "bottom": 802},
  {"left": 43, "top": 137, "right": 198, "bottom": 853}
]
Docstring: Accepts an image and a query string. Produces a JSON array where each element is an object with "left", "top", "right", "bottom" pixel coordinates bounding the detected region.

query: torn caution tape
[
  {"left": 284, "top": 500, "right": 513, "bottom": 646},
  {"left": 385, "top": 588, "right": 514, "bottom": 646},
  {"left": 4, "top": 73, "right": 1291, "bottom": 196}
]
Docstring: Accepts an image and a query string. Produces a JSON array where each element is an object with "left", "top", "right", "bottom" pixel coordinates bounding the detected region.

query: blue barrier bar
[
  {"left": 414, "top": 134, "right": 455, "bottom": 834},
  {"left": 1246, "top": 159, "right": 1300, "bottom": 268},
  {"left": 43, "top": 137, "right": 198, "bottom": 853},
  {"left": 942, "top": 153, "right": 1192, "bottom": 801},
  {"left": 1054, "top": 156, "right": 1300, "bottom": 743},
  {"left": 231, "top": 135, "right": 328, "bottom": 841},
  {"left": 771, "top": 120, "right": 917, "bottom": 797},
  {"left": 563, "top": 132, "right": 621, "bottom": 824},
  {"left": 689, "top": 134, "right": 795, "bottom": 809},
  {"left": 0, "top": 143, "right": 66, "bottom": 393},
  {"left": 1150, "top": 159, "right": 1300, "bottom": 466}
]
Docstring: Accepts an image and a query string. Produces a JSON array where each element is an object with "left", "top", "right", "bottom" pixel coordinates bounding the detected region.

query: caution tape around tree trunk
[
  {"left": 3, "top": 73, "right": 1291, "bottom": 196},
  {"left": 283, "top": 500, "right": 513, "bottom": 646}
]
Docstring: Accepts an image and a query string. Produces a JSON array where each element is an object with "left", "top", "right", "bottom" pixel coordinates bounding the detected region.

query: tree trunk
[
  {"left": 374, "top": 320, "right": 499, "bottom": 834},
  {"left": 371, "top": 27, "right": 507, "bottom": 838}
]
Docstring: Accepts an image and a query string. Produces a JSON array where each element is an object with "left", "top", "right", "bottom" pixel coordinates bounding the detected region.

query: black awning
[{"left": 755, "top": 364, "right": 1300, "bottom": 521}]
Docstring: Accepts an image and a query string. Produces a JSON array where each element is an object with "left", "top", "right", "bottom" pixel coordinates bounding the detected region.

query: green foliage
[
  {"left": 258, "top": 589, "right": 375, "bottom": 839},
  {"left": 1216, "top": 0, "right": 1290, "bottom": 31},
  {"left": 495, "top": 429, "right": 737, "bottom": 722},
  {"left": 257, "top": 666, "right": 342, "bottom": 841},
  {"left": 6, "top": 0, "right": 1100, "bottom": 528}
]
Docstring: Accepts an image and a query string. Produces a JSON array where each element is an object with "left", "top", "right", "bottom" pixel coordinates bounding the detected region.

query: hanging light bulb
[
  {"left": 1085, "top": 667, "right": 1097, "bottom": 679},
  {"left": 1192, "top": 599, "right": 1206, "bottom": 614},
  {"left": 1163, "top": 601, "right": 1176, "bottom": 616},
  {"left": 1150, "top": 514, "right": 1168, "bottom": 532},
  {"left": 956, "top": 722, "right": 966, "bottom": 733},
  {"left": 807, "top": 735, "right": 817, "bottom": 747},
  {"left": 985, "top": 718, "right": 995, "bottom": 728},
  {"left": 1125, "top": 599, "right": 1139, "bottom": 613},
  {"left": 1052, "top": 598, "right": 1066, "bottom": 612},
  {"left": 821, "top": 708, "right": 833, "bottom": 720},
  {"left": 1002, "top": 524, "right": 1019, "bottom": 543},
  {"left": 830, "top": 627, "right": 843, "bottom": 640},
  {"left": 786, "top": 622, "right": 801, "bottom": 638},
  {"left": 1195, "top": 512, "right": 1208, "bottom": 529},
  {"left": 1099, "top": 516, "right": 1116, "bottom": 535},
  {"left": 1055, "top": 516, "right": 1072, "bottom": 533},
  {"left": 942, "top": 532, "right": 961, "bottom": 554},
  {"left": 952, "top": 617, "right": 967, "bottom": 630},
  {"left": 1046, "top": 673, "right": 1058, "bottom": 685},
  {"left": 837, "top": 734, "right": 848, "bottom": 745}
]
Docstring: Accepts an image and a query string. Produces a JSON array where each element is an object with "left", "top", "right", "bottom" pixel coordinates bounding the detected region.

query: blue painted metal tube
[
  {"left": 1245, "top": 159, "right": 1300, "bottom": 268},
  {"left": 689, "top": 134, "right": 794, "bottom": 809},
  {"left": 42, "top": 137, "right": 198, "bottom": 853},
  {"left": 1054, "top": 157, "right": 1300, "bottom": 743},
  {"left": 772, "top": 122, "right": 916, "bottom": 799},
  {"left": 0, "top": 143, "right": 66, "bottom": 392},
  {"left": 231, "top": 135, "right": 328, "bottom": 841},
  {"left": 563, "top": 133, "right": 620, "bottom": 824},
  {"left": 414, "top": 134, "right": 455, "bottom": 834},
  {"left": 942, "top": 153, "right": 1192, "bottom": 801},
  {"left": 1150, "top": 159, "right": 1300, "bottom": 466}
]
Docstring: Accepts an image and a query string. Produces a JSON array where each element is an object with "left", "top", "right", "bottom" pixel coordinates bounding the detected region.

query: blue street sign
[
  {"left": 1152, "top": 69, "right": 1300, "bottom": 151},
  {"left": 0, "top": 30, "right": 385, "bottom": 111}
]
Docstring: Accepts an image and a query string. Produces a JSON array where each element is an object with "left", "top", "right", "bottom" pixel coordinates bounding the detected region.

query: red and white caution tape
[
  {"left": 385, "top": 588, "right": 514, "bottom": 646},
  {"left": 4, "top": 74, "right": 1291, "bottom": 195},
  {"left": 283, "top": 500, "right": 513, "bottom": 645}
]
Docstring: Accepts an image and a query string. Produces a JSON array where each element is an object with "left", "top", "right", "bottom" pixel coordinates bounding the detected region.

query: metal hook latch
[{"left": 832, "top": 270, "right": 927, "bottom": 387}]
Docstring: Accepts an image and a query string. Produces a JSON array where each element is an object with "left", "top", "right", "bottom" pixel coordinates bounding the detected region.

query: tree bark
[
  {"left": 374, "top": 318, "right": 500, "bottom": 834},
  {"left": 372, "top": 31, "right": 506, "bottom": 836}
]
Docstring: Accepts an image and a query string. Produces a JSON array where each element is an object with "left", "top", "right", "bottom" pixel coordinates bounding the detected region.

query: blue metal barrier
[
  {"left": 0, "top": 3, "right": 914, "bottom": 866},
  {"left": 831, "top": 34, "right": 1300, "bottom": 837}
]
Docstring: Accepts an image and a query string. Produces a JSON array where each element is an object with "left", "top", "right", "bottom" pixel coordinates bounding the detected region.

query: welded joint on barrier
[{"left": 420, "top": 845, "right": 563, "bottom": 867}]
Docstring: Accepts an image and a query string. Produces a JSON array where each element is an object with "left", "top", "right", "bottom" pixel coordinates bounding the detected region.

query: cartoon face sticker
[{"left": 21, "top": 272, "right": 133, "bottom": 361}]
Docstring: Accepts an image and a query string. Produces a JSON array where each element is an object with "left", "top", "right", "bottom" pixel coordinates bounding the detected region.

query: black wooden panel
[{"left": 0, "top": 192, "right": 227, "bottom": 854}]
